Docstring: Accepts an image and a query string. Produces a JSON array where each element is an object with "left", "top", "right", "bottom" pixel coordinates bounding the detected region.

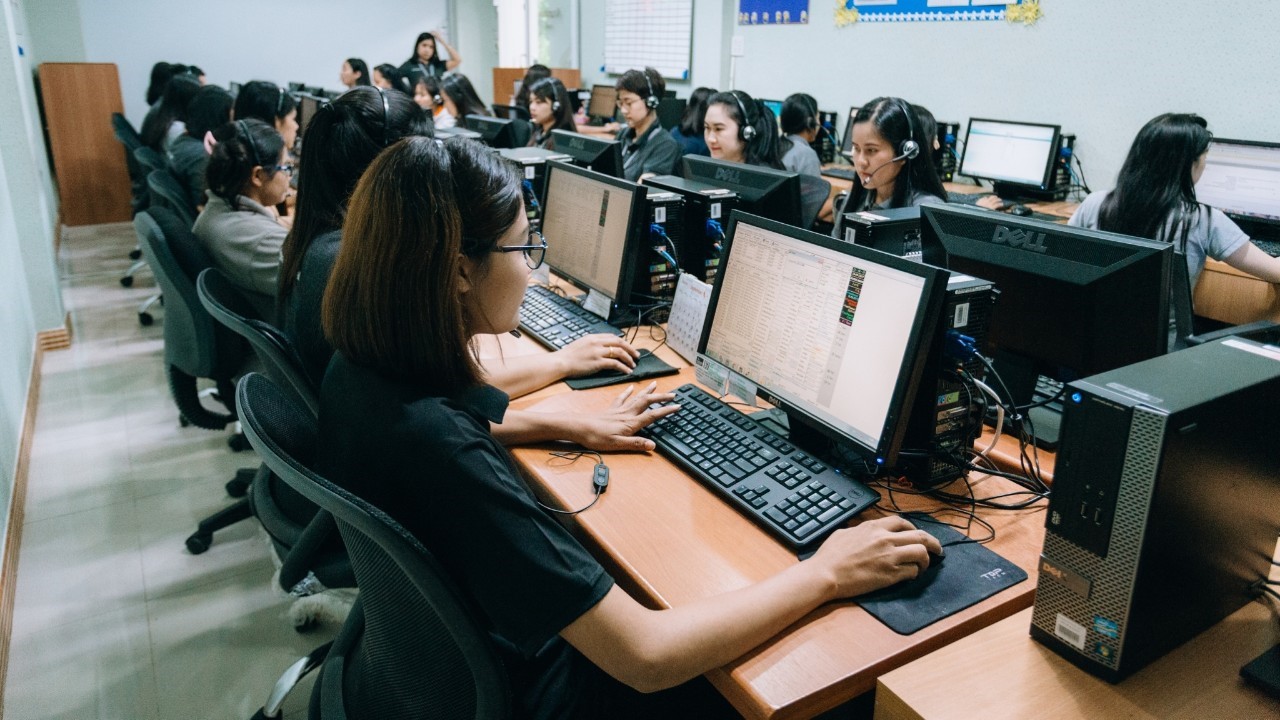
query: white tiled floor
[{"left": 5, "top": 222, "right": 335, "bottom": 719}]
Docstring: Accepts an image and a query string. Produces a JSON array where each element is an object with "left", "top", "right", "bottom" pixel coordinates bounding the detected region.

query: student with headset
[
  {"left": 515, "top": 63, "right": 551, "bottom": 110},
  {"left": 779, "top": 93, "right": 823, "bottom": 178},
  {"left": 437, "top": 73, "right": 489, "bottom": 130},
  {"left": 702, "top": 89, "right": 785, "bottom": 169},
  {"left": 839, "top": 97, "right": 946, "bottom": 214},
  {"left": 233, "top": 80, "right": 300, "bottom": 152},
  {"left": 412, "top": 73, "right": 444, "bottom": 118},
  {"left": 527, "top": 77, "right": 576, "bottom": 150},
  {"left": 614, "top": 67, "right": 681, "bottom": 181}
]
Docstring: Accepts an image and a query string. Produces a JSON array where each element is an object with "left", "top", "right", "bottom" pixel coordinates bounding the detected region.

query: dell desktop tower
[{"left": 1031, "top": 337, "right": 1280, "bottom": 681}]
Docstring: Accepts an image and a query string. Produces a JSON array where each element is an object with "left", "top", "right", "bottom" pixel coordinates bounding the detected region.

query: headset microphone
[{"left": 861, "top": 149, "right": 911, "bottom": 185}]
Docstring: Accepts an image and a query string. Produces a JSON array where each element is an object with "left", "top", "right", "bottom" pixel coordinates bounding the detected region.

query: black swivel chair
[
  {"left": 147, "top": 169, "right": 197, "bottom": 228},
  {"left": 111, "top": 112, "right": 148, "bottom": 220},
  {"left": 237, "top": 373, "right": 512, "bottom": 720},
  {"left": 121, "top": 147, "right": 171, "bottom": 290}
]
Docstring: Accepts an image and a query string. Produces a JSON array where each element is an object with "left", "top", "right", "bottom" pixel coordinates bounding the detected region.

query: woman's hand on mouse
[
  {"left": 567, "top": 382, "right": 678, "bottom": 452},
  {"left": 807, "top": 516, "right": 944, "bottom": 599},
  {"left": 976, "top": 196, "right": 1005, "bottom": 211},
  {"left": 556, "top": 334, "right": 640, "bottom": 377}
]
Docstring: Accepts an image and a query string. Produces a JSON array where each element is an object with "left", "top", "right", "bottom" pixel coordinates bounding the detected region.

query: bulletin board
[
  {"left": 739, "top": 1, "right": 810, "bottom": 24},
  {"left": 603, "top": 0, "right": 694, "bottom": 80},
  {"left": 835, "top": 0, "right": 1038, "bottom": 24}
]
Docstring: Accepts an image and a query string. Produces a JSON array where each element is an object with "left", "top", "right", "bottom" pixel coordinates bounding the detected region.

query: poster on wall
[
  {"left": 835, "top": 0, "right": 1037, "bottom": 24},
  {"left": 739, "top": 1, "right": 810, "bottom": 25}
]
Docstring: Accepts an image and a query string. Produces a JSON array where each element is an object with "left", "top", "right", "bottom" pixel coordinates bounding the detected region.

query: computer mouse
[{"left": 1009, "top": 204, "right": 1033, "bottom": 217}]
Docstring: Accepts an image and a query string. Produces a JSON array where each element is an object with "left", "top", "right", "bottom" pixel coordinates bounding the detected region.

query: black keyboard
[
  {"left": 643, "top": 384, "right": 880, "bottom": 552},
  {"left": 822, "top": 166, "right": 858, "bottom": 182},
  {"left": 1253, "top": 238, "right": 1280, "bottom": 258},
  {"left": 1024, "top": 376, "right": 1066, "bottom": 450},
  {"left": 519, "top": 285, "right": 623, "bottom": 350}
]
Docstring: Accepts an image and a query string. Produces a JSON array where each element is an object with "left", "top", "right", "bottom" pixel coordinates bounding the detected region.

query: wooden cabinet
[
  {"left": 491, "top": 66, "right": 582, "bottom": 106},
  {"left": 38, "top": 63, "right": 132, "bottom": 226}
]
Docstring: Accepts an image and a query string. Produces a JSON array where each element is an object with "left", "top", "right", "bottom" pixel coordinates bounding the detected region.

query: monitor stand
[
  {"left": 986, "top": 350, "right": 1063, "bottom": 451},
  {"left": 992, "top": 181, "right": 1068, "bottom": 203},
  {"left": 749, "top": 407, "right": 875, "bottom": 478}
]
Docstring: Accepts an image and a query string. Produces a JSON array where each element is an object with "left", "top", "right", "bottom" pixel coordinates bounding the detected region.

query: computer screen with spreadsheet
[
  {"left": 541, "top": 161, "right": 641, "bottom": 300},
  {"left": 1195, "top": 138, "right": 1280, "bottom": 227},
  {"left": 700, "top": 212, "right": 945, "bottom": 463},
  {"left": 959, "top": 118, "right": 1060, "bottom": 189}
]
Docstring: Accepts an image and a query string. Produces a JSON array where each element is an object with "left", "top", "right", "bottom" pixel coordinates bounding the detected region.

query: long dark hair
[
  {"left": 323, "top": 137, "right": 522, "bottom": 386},
  {"left": 277, "top": 87, "right": 434, "bottom": 308},
  {"left": 442, "top": 74, "right": 489, "bottom": 118},
  {"left": 184, "top": 86, "right": 234, "bottom": 139},
  {"left": 1098, "top": 113, "right": 1212, "bottom": 251},
  {"left": 706, "top": 90, "right": 783, "bottom": 170},
  {"left": 346, "top": 58, "right": 372, "bottom": 87},
  {"left": 146, "top": 61, "right": 178, "bottom": 106},
  {"left": 845, "top": 97, "right": 946, "bottom": 209},
  {"left": 374, "top": 64, "right": 404, "bottom": 92},
  {"left": 407, "top": 32, "right": 447, "bottom": 77},
  {"left": 780, "top": 93, "right": 818, "bottom": 137},
  {"left": 233, "top": 80, "right": 297, "bottom": 125},
  {"left": 141, "top": 74, "right": 200, "bottom": 149},
  {"left": 205, "top": 119, "right": 285, "bottom": 209},
  {"left": 515, "top": 64, "right": 550, "bottom": 109},
  {"left": 678, "top": 86, "right": 715, "bottom": 137},
  {"left": 528, "top": 77, "right": 575, "bottom": 134}
]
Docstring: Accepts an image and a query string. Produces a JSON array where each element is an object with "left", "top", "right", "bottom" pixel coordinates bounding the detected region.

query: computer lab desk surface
[{"left": 502, "top": 363, "right": 1050, "bottom": 720}]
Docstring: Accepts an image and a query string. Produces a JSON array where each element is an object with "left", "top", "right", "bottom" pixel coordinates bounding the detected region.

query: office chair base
[
  {"left": 227, "top": 467, "right": 256, "bottom": 497},
  {"left": 129, "top": 246, "right": 142, "bottom": 260},
  {"left": 228, "top": 433, "right": 252, "bottom": 452},
  {"left": 138, "top": 312, "right": 154, "bottom": 326},
  {"left": 186, "top": 496, "right": 253, "bottom": 554},
  {"left": 120, "top": 275, "right": 134, "bottom": 288}
]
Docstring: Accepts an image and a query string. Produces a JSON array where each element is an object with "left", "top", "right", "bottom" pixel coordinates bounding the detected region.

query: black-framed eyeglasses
[
  {"left": 493, "top": 229, "right": 546, "bottom": 269},
  {"left": 272, "top": 164, "right": 295, "bottom": 176}
]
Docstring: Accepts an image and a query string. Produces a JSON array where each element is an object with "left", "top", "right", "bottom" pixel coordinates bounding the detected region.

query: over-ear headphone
[
  {"left": 802, "top": 95, "right": 819, "bottom": 132},
  {"left": 551, "top": 96, "right": 562, "bottom": 113},
  {"left": 730, "top": 91, "right": 756, "bottom": 142},
  {"left": 433, "top": 92, "right": 443, "bottom": 106},
  {"left": 892, "top": 98, "right": 920, "bottom": 161},
  {"left": 236, "top": 119, "right": 264, "bottom": 167},
  {"left": 375, "top": 87, "right": 391, "bottom": 147},
  {"left": 642, "top": 69, "right": 660, "bottom": 110}
]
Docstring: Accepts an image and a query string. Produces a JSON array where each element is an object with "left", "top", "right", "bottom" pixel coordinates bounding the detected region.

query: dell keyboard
[
  {"left": 643, "top": 384, "right": 880, "bottom": 552},
  {"left": 519, "top": 285, "right": 624, "bottom": 350}
]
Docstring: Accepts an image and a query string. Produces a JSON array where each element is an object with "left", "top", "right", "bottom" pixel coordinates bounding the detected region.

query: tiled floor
[{"left": 5, "top": 222, "right": 335, "bottom": 719}]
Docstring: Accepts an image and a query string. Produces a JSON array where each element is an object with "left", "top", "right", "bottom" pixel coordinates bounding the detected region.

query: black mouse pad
[
  {"left": 855, "top": 513, "right": 1027, "bottom": 635},
  {"left": 563, "top": 351, "right": 679, "bottom": 390}
]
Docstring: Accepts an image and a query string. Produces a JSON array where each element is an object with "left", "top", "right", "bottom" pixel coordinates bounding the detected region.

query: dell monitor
[
  {"left": 839, "top": 104, "right": 860, "bottom": 160},
  {"left": 920, "top": 204, "right": 1174, "bottom": 447},
  {"left": 550, "top": 130, "right": 624, "bottom": 178},
  {"left": 465, "top": 114, "right": 530, "bottom": 149},
  {"left": 586, "top": 84, "right": 618, "bottom": 122},
  {"left": 958, "top": 118, "right": 1061, "bottom": 197},
  {"left": 296, "top": 94, "right": 323, "bottom": 141},
  {"left": 540, "top": 161, "right": 644, "bottom": 308},
  {"left": 682, "top": 156, "right": 802, "bottom": 227},
  {"left": 655, "top": 97, "right": 686, "bottom": 131},
  {"left": 701, "top": 211, "right": 947, "bottom": 467},
  {"left": 1194, "top": 138, "right": 1280, "bottom": 241},
  {"left": 492, "top": 104, "right": 531, "bottom": 121}
]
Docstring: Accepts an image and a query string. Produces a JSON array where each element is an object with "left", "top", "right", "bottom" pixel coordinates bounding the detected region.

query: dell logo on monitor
[
  {"left": 991, "top": 225, "right": 1048, "bottom": 254},
  {"left": 714, "top": 167, "right": 742, "bottom": 185},
  {"left": 568, "top": 137, "right": 585, "bottom": 149}
]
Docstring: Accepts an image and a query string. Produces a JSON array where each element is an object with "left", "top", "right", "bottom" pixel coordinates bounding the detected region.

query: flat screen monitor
[
  {"left": 587, "top": 84, "right": 617, "bottom": 121},
  {"left": 920, "top": 204, "right": 1173, "bottom": 439},
  {"left": 540, "top": 161, "right": 642, "bottom": 303},
  {"left": 701, "top": 212, "right": 946, "bottom": 465},
  {"left": 682, "top": 156, "right": 802, "bottom": 227},
  {"left": 958, "top": 118, "right": 1061, "bottom": 190},
  {"left": 550, "top": 130, "right": 624, "bottom": 178},
  {"left": 464, "top": 114, "right": 530, "bottom": 149},
  {"left": 1194, "top": 138, "right": 1280, "bottom": 237},
  {"left": 840, "top": 105, "right": 860, "bottom": 159},
  {"left": 493, "top": 104, "right": 531, "bottom": 121},
  {"left": 297, "top": 94, "right": 323, "bottom": 141},
  {"left": 655, "top": 97, "right": 686, "bottom": 130},
  {"left": 759, "top": 98, "right": 784, "bottom": 130}
]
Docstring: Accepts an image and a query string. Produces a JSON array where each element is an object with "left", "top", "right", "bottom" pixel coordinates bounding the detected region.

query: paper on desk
[{"left": 668, "top": 272, "right": 713, "bottom": 363}]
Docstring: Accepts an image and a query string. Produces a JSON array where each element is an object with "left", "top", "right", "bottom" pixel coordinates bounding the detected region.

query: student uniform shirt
[
  {"left": 669, "top": 126, "right": 709, "bottom": 157},
  {"left": 781, "top": 134, "right": 821, "bottom": 178},
  {"left": 1068, "top": 190, "right": 1250, "bottom": 291},
  {"left": 617, "top": 121, "right": 680, "bottom": 181},
  {"left": 318, "top": 356, "right": 616, "bottom": 718},
  {"left": 192, "top": 194, "right": 287, "bottom": 321}
]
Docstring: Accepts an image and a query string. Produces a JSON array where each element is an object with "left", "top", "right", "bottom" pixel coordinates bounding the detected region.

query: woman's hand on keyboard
[
  {"left": 569, "top": 382, "right": 679, "bottom": 452},
  {"left": 809, "top": 516, "right": 944, "bottom": 599},
  {"left": 557, "top": 334, "right": 640, "bottom": 377}
]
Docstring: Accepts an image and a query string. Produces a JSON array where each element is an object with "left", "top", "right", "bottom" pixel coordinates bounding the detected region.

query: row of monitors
[{"left": 536, "top": 157, "right": 1172, "bottom": 473}]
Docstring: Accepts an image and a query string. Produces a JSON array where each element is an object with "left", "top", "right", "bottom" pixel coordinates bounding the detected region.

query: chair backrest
[
  {"left": 198, "top": 268, "right": 319, "bottom": 417},
  {"left": 237, "top": 373, "right": 511, "bottom": 720},
  {"left": 799, "top": 174, "right": 832, "bottom": 231},
  {"left": 135, "top": 208, "right": 241, "bottom": 377},
  {"left": 133, "top": 146, "right": 168, "bottom": 174},
  {"left": 113, "top": 114, "right": 149, "bottom": 212},
  {"left": 112, "top": 112, "right": 144, "bottom": 153},
  {"left": 147, "top": 169, "right": 196, "bottom": 227}
]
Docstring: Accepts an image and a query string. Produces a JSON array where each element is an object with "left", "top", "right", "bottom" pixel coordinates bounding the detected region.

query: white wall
[
  {"left": 25, "top": 0, "right": 454, "bottom": 127},
  {"left": 733, "top": 1, "right": 1280, "bottom": 187}
]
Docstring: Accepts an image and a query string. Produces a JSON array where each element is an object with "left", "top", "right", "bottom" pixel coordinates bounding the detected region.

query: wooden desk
[
  {"left": 508, "top": 367, "right": 1048, "bottom": 719},
  {"left": 874, "top": 602, "right": 1280, "bottom": 720},
  {"left": 1195, "top": 258, "right": 1280, "bottom": 325}
]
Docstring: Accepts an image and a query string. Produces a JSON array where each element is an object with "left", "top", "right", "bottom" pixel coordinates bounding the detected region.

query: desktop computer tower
[
  {"left": 495, "top": 147, "right": 572, "bottom": 207},
  {"left": 840, "top": 207, "right": 923, "bottom": 259},
  {"left": 1009, "top": 133, "right": 1075, "bottom": 202},
  {"left": 811, "top": 111, "right": 839, "bottom": 165},
  {"left": 890, "top": 273, "right": 995, "bottom": 488},
  {"left": 1031, "top": 337, "right": 1280, "bottom": 682},
  {"left": 935, "top": 122, "right": 960, "bottom": 182},
  {"left": 612, "top": 188, "right": 685, "bottom": 325},
  {"left": 641, "top": 175, "right": 740, "bottom": 284}
]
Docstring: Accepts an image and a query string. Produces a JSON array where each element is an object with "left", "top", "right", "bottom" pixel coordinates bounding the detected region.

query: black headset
[
  {"left": 642, "top": 69, "right": 660, "bottom": 110},
  {"left": 891, "top": 97, "right": 920, "bottom": 161},
  {"left": 730, "top": 91, "right": 756, "bottom": 142},
  {"left": 375, "top": 87, "right": 391, "bottom": 147},
  {"left": 236, "top": 119, "right": 264, "bottom": 167}
]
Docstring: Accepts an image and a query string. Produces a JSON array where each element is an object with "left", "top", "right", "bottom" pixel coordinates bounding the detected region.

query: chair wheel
[
  {"left": 138, "top": 312, "right": 153, "bottom": 326},
  {"left": 185, "top": 532, "right": 212, "bottom": 554},
  {"left": 228, "top": 434, "right": 252, "bottom": 452},
  {"left": 179, "top": 415, "right": 191, "bottom": 427},
  {"left": 120, "top": 275, "right": 134, "bottom": 288},
  {"left": 129, "top": 248, "right": 142, "bottom": 260},
  {"left": 294, "top": 618, "right": 319, "bottom": 633},
  {"left": 226, "top": 476, "right": 251, "bottom": 497}
]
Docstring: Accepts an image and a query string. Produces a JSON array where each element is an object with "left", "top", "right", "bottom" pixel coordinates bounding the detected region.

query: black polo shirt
[
  {"left": 617, "top": 119, "right": 680, "bottom": 181},
  {"left": 317, "top": 355, "right": 616, "bottom": 718}
]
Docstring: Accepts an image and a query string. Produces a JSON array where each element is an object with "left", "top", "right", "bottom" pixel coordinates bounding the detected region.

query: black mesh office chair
[
  {"left": 799, "top": 174, "right": 832, "bottom": 231},
  {"left": 148, "top": 169, "right": 197, "bottom": 228},
  {"left": 121, "top": 148, "right": 171, "bottom": 292},
  {"left": 111, "top": 112, "right": 148, "bottom": 219},
  {"left": 237, "top": 373, "right": 512, "bottom": 720},
  {"left": 1170, "top": 256, "right": 1280, "bottom": 349}
]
